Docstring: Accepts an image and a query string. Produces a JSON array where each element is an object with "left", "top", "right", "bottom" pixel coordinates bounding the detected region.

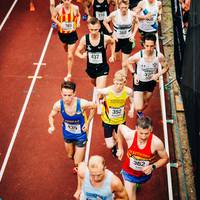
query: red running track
[{"left": 0, "top": 1, "right": 179, "bottom": 199}]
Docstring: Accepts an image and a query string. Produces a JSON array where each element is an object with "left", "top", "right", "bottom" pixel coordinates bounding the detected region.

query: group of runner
[{"left": 48, "top": 0, "right": 170, "bottom": 199}]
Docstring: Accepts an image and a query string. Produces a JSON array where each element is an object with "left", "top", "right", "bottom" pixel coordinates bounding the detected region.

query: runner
[
  {"left": 51, "top": 0, "right": 81, "bottom": 81},
  {"left": 127, "top": 33, "right": 169, "bottom": 118},
  {"left": 117, "top": 116, "right": 169, "bottom": 200},
  {"left": 87, "top": 0, "right": 117, "bottom": 34},
  {"left": 75, "top": 17, "right": 115, "bottom": 90},
  {"left": 103, "top": 0, "right": 138, "bottom": 74},
  {"left": 96, "top": 70, "right": 134, "bottom": 157},
  {"left": 74, "top": 155, "right": 129, "bottom": 199},
  {"left": 135, "top": 0, "right": 162, "bottom": 43},
  {"left": 48, "top": 81, "right": 96, "bottom": 173}
]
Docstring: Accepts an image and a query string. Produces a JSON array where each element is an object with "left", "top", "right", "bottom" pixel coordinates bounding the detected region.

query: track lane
[{"left": 0, "top": 1, "right": 177, "bottom": 199}]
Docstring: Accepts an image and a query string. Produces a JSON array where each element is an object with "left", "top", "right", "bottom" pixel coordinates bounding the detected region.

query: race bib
[
  {"left": 108, "top": 107, "right": 124, "bottom": 119},
  {"left": 129, "top": 157, "right": 149, "bottom": 171},
  {"left": 64, "top": 122, "right": 81, "bottom": 134},
  {"left": 88, "top": 52, "right": 103, "bottom": 64},
  {"left": 96, "top": 11, "right": 107, "bottom": 21},
  {"left": 62, "top": 22, "right": 74, "bottom": 31},
  {"left": 116, "top": 29, "right": 129, "bottom": 39}
]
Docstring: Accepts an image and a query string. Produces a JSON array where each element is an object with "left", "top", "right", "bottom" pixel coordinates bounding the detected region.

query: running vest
[
  {"left": 58, "top": 5, "right": 78, "bottom": 34},
  {"left": 122, "top": 131, "right": 155, "bottom": 177},
  {"left": 136, "top": 49, "right": 159, "bottom": 82},
  {"left": 101, "top": 88, "right": 128, "bottom": 125},
  {"left": 93, "top": 0, "right": 110, "bottom": 22},
  {"left": 82, "top": 169, "right": 113, "bottom": 200},
  {"left": 113, "top": 9, "right": 132, "bottom": 39},
  {"left": 139, "top": 0, "right": 159, "bottom": 32},
  {"left": 60, "top": 98, "right": 87, "bottom": 140},
  {"left": 86, "top": 33, "right": 108, "bottom": 68}
]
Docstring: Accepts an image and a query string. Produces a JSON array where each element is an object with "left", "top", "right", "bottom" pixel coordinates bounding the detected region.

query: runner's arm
[
  {"left": 127, "top": 87, "right": 134, "bottom": 118},
  {"left": 116, "top": 125, "right": 134, "bottom": 160},
  {"left": 103, "top": 12, "right": 115, "bottom": 34},
  {"left": 151, "top": 53, "right": 170, "bottom": 81},
  {"left": 75, "top": 36, "right": 87, "bottom": 59},
  {"left": 142, "top": 136, "right": 169, "bottom": 175},
  {"left": 74, "top": 162, "right": 87, "bottom": 199},
  {"left": 105, "top": 35, "right": 116, "bottom": 62},
  {"left": 48, "top": 101, "right": 60, "bottom": 134},
  {"left": 81, "top": 99, "right": 97, "bottom": 126},
  {"left": 51, "top": 5, "right": 62, "bottom": 27},
  {"left": 111, "top": 175, "right": 129, "bottom": 200}
]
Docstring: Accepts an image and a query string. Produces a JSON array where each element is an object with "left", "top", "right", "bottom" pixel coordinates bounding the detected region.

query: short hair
[
  {"left": 136, "top": 116, "right": 153, "bottom": 129},
  {"left": 61, "top": 81, "right": 76, "bottom": 92},
  {"left": 114, "top": 70, "right": 127, "bottom": 81},
  {"left": 144, "top": 33, "right": 157, "bottom": 43},
  {"left": 88, "top": 17, "right": 99, "bottom": 25},
  {"left": 88, "top": 155, "right": 106, "bottom": 170},
  {"left": 118, "top": 0, "right": 129, "bottom": 6}
]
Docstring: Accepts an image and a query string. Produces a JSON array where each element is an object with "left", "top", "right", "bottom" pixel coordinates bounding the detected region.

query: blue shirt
[
  {"left": 60, "top": 98, "right": 87, "bottom": 141},
  {"left": 82, "top": 169, "right": 113, "bottom": 200}
]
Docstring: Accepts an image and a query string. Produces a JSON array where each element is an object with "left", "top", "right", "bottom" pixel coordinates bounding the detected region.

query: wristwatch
[{"left": 152, "top": 164, "right": 156, "bottom": 171}]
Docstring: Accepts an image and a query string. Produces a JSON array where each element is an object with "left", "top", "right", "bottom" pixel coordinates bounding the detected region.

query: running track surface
[{"left": 0, "top": 1, "right": 179, "bottom": 199}]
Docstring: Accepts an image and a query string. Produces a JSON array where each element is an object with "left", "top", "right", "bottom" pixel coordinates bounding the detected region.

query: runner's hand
[
  {"left": 73, "top": 189, "right": 81, "bottom": 200},
  {"left": 142, "top": 165, "right": 153, "bottom": 175},
  {"left": 82, "top": 123, "right": 89, "bottom": 132},
  {"left": 112, "top": 33, "right": 118, "bottom": 42},
  {"left": 128, "top": 109, "right": 134, "bottom": 118},
  {"left": 48, "top": 126, "right": 55, "bottom": 134},
  {"left": 129, "top": 35, "right": 135, "bottom": 43},
  {"left": 117, "top": 148, "right": 124, "bottom": 160},
  {"left": 81, "top": 52, "right": 87, "bottom": 59},
  {"left": 134, "top": 74, "right": 139, "bottom": 85},
  {"left": 108, "top": 54, "right": 115, "bottom": 63}
]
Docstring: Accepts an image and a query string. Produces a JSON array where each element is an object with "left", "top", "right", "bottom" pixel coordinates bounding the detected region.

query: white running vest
[
  {"left": 136, "top": 50, "right": 159, "bottom": 82},
  {"left": 113, "top": 9, "right": 132, "bottom": 39},
  {"left": 139, "top": 0, "right": 159, "bottom": 32}
]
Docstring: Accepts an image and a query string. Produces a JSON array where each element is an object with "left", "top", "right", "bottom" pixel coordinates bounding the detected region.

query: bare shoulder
[
  {"left": 152, "top": 134, "right": 165, "bottom": 150},
  {"left": 53, "top": 100, "right": 61, "bottom": 111},
  {"left": 55, "top": 3, "right": 62, "bottom": 11},
  {"left": 128, "top": 51, "right": 140, "bottom": 63},
  {"left": 97, "top": 86, "right": 110, "bottom": 95},
  {"left": 72, "top": 4, "right": 79, "bottom": 10},
  {"left": 158, "top": 52, "right": 165, "bottom": 61},
  {"left": 111, "top": 172, "right": 123, "bottom": 189}
]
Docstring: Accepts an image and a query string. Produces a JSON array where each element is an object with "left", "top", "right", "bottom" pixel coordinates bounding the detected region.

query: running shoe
[
  {"left": 82, "top": 14, "right": 88, "bottom": 21},
  {"left": 137, "top": 111, "right": 144, "bottom": 119},
  {"left": 52, "top": 22, "right": 57, "bottom": 29},
  {"left": 73, "top": 166, "right": 78, "bottom": 174}
]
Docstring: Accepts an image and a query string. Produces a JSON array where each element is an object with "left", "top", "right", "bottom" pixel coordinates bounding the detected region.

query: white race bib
[
  {"left": 88, "top": 52, "right": 103, "bottom": 64},
  {"left": 129, "top": 157, "right": 149, "bottom": 171},
  {"left": 116, "top": 29, "right": 129, "bottom": 39},
  {"left": 108, "top": 107, "right": 124, "bottom": 119},
  {"left": 96, "top": 11, "right": 107, "bottom": 21},
  {"left": 64, "top": 122, "right": 81, "bottom": 134},
  {"left": 62, "top": 22, "right": 74, "bottom": 31}
]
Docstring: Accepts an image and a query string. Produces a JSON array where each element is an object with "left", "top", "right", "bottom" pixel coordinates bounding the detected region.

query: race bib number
[
  {"left": 142, "top": 71, "right": 153, "bottom": 80},
  {"left": 62, "top": 22, "right": 74, "bottom": 31},
  {"left": 129, "top": 157, "right": 149, "bottom": 171},
  {"left": 116, "top": 29, "right": 129, "bottom": 39},
  {"left": 96, "top": 11, "right": 107, "bottom": 21},
  {"left": 88, "top": 52, "right": 103, "bottom": 64},
  {"left": 108, "top": 107, "right": 124, "bottom": 119},
  {"left": 64, "top": 122, "right": 81, "bottom": 134}
]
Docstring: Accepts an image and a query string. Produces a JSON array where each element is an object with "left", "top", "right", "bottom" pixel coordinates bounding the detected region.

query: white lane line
[
  {"left": 0, "top": 27, "right": 54, "bottom": 182},
  {"left": 0, "top": 0, "right": 18, "bottom": 31},
  {"left": 84, "top": 87, "right": 96, "bottom": 164}
]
